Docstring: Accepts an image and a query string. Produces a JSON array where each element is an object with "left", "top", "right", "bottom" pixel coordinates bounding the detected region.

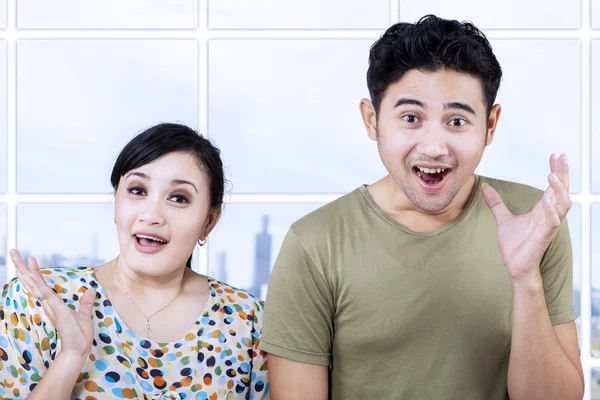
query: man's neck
[{"left": 367, "top": 174, "right": 478, "bottom": 233}]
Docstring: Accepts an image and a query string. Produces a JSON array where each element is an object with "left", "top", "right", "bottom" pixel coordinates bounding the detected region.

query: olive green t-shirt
[{"left": 259, "top": 175, "right": 576, "bottom": 400}]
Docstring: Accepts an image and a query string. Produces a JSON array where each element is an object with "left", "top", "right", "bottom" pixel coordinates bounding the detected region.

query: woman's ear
[{"left": 200, "top": 206, "right": 223, "bottom": 240}]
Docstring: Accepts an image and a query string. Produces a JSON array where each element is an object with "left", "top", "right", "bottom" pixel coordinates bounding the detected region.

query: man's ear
[
  {"left": 485, "top": 104, "right": 502, "bottom": 146},
  {"left": 360, "top": 98, "right": 378, "bottom": 141}
]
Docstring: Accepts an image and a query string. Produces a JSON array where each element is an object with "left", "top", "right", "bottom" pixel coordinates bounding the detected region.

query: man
[{"left": 259, "top": 15, "right": 584, "bottom": 400}]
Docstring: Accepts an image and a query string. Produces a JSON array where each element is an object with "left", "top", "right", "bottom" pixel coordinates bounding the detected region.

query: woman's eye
[
  {"left": 169, "top": 195, "right": 189, "bottom": 204},
  {"left": 403, "top": 115, "right": 419, "bottom": 124},
  {"left": 127, "top": 187, "right": 145, "bottom": 196}
]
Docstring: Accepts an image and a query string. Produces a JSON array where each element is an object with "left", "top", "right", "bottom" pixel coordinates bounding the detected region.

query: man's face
[{"left": 370, "top": 68, "right": 497, "bottom": 212}]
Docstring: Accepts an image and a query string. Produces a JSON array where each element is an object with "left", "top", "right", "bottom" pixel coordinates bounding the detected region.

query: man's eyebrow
[
  {"left": 394, "top": 97, "right": 426, "bottom": 108},
  {"left": 443, "top": 102, "right": 477, "bottom": 116}
]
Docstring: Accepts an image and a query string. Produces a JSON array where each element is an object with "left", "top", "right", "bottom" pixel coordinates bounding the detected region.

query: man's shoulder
[
  {"left": 480, "top": 176, "right": 544, "bottom": 214},
  {"left": 289, "top": 186, "right": 366, "bottom": 238}
]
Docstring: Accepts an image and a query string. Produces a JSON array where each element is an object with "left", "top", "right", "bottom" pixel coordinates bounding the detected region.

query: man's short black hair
[{"left": 367, "top": 15, "right": 502, "bottom": 115}]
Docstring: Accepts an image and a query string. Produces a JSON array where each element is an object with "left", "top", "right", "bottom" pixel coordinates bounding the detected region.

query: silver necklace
[{"left": 114, "top": 256, "right": 187, "bottom": 338}]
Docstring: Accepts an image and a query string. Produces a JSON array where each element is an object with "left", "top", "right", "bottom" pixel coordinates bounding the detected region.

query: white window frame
[{"left": 0, "top": 0, "right": 598, "bottom": 396}]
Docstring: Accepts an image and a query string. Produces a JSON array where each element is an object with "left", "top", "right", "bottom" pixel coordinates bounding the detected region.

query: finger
[
  {"left": 33, "top": 282, "right": 63, "bottom": 322},
  {"left": 550, "top": 153, "right": 558, "bottom": 176},
  {"left": 15, "top": 267, "right": 36, "bottom": 295},
  {"left": 78, "top": 288, "right": 97, "bottom": 318},
  {"left": 23, "top": 258, "right": 65, "bottom": 315},
  {"left": 548, "top": 173, "right": 572, "bottom": 218},
  {"left": 10, "top": 252, "right": 42, "bottom": 298},
  {"left": 543, "top": 184, "right": 556, "bottom": 203},
  {"left": 482, "top": 183, "right": 513, "bottom": 225},
  {"left": 540, "top": 195, "right": 561, "bottom": 241},
  {"left": 10, "top": 250, "right": 31, "bottom": 278},
  {"left": 558, "top": 154, "right": 570, "bottom": 192}
]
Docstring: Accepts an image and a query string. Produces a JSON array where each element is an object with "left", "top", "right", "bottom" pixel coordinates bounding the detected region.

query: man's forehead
[{"left": 384, "top": 69, "right": 486, "bottom": 108}]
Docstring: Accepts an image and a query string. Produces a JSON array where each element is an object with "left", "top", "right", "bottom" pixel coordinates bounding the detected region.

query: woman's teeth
[{"left": 135, "top": 234, "right": 167, "bottom": 243}]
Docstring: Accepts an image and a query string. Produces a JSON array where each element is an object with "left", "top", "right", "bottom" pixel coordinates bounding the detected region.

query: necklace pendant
[{"left": 144, "top": 319, "right": 152, "bottom": 337}]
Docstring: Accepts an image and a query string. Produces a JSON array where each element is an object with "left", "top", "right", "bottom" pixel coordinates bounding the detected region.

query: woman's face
[{"left": 114, "top": 151, "right": 219, "bottom": 276}]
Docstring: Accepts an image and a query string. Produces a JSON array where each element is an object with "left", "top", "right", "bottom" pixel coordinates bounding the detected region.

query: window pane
[
  {"left": 593, "top": 41, "right": 600, "bottom": 193},
  {"left": 208, "top": 0, "right": 389, "bottom": 29},
  {"left": 0, "top": 41, "right": 5, "bottom": 193},
  {"left": 17, "top": 40, "right": 198, "bottom": 193},
  {"left": 16, "top": 204, "right": 118, "bottom": 269},
  {"left": 593, "top": 368, "right": 600, "bottom": 399},
  {"left": 400, "top": 0, "right": 580, "bottom": 29},
  {"left": 209, "top": 40, "right": 386, "bottom": 193},
  {"left": 208, "top": 203, "right": 323, "bottom": 299},
  {"left": 594, "top": 0, "right": 600, "bottom": 29},
  {"left": 17, "top": 0, "right": 198, "bottom": 29},
  {"left": 591, "top": 204, "right": 600, "bottom": 356},
  {"left": 476, "top": 40, "right": 581, "bottom": 193},
  {"left": 593, "top": 204, "right": 600, "bottom": 356},
  {"left": 0, "top": 0, "right": 6, "bottom": 29},
  {"left": 0, "top": 204, "right": 6, "bottom": 285}
]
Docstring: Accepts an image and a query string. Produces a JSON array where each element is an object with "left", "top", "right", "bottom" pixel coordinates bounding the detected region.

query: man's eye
[
  {"left": 403, "top": 115, "right": 419, "bottom": 124},
  {"left": 449, "top": 118, "right": 466, "bottom": 127}
]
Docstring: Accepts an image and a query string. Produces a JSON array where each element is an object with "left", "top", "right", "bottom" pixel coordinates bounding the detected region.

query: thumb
[
  {"left": 481, "top": 183, "right": 512, "bottom": 226},
  {"left": 78, "top": 288, "right": 97, "bottom": 317}
]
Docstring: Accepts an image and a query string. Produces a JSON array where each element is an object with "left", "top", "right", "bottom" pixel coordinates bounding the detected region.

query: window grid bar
[
  {"left": 0, "top": 29, "right": 600, "bottom": 40},
  {"left": 198, "top": 0, "right": 209, "bottom": 276},
  {"left": 390, "top": 0, "right": 400, "bottom": 25},
  {"left": 580, "top": 0, "right": 593, "bottom": 397},
  {"left": 5, "top": 0, "right": 16, "bottom": 281}
]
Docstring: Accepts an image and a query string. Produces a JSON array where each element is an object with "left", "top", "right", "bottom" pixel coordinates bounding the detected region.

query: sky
[
  {"left": 16, "top": 0, "right": 197, "bottom": 29},
  {"left": 208, "top": 0, "right": 389, "bottom": 29},
  {"left": 0, "top": 0, "right": 5, "bottom": 29},
  {"left": 16, "top": 39, "right": 198, "bottom": 193},
  {"left": 400, "top": 0, "right": 579, "bottom": 29}
]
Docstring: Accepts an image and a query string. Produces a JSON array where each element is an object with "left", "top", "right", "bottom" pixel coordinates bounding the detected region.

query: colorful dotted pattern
[{"left": 0, "top": 267, "right": 269, "bottom": 399}]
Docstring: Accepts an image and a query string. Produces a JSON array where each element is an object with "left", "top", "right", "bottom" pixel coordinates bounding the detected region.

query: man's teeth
[
  {"left": 417, "top": 167, "right": 447, "bottom": 174},
  {"left": 136, "top": 234, "right": 167, "bottom": 243}
]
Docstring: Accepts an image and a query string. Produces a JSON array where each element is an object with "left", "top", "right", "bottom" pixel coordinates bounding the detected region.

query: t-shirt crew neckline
[
  {"left": 358, "top": 174, "right": 483, "bottom": 238},
  {"left": 89, "top": 268, "right": 217, "bottom": 347}
]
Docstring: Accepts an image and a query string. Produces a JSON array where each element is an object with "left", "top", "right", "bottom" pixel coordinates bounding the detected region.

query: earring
[{"left": 198, "top": 239, "right": 207, "bottom": 247}]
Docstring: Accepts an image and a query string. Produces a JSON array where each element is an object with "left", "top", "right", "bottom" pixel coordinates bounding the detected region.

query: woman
[{"left": 0, "top": 123, "right": 269, "bottom": 399}]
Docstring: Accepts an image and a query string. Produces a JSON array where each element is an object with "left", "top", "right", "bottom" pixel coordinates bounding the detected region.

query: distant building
[
  {"left": 212, "top": 250, "right": 228, "bottom": 283},
  {"left": 250, "top": 215, "right": 272, "bottom": 298}
]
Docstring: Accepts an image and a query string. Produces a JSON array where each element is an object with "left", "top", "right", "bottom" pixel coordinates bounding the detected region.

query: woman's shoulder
[{"left": 208, "top": 278, "right": 264, "bottom": 315}]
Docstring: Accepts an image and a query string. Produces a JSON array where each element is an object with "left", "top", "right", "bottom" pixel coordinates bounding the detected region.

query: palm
[
  {"left": 482, "top": 154, "right": 571, "bottom": 281},
  {"left": 52, "top": 291, "right": 96, "bottom": 356},
  {"left": 10, "top": 250, "right": 97, "bottom": 357},
  {"left": 494, "top": 202, "right": 556, "bottom": 279}
]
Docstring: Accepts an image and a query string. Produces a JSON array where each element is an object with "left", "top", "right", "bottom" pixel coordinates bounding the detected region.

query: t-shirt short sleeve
[
  {"left": 259, "top": 228, "right": 334, "bottom": 366},
  {"left": 541, "top": 219, "right": 578, "bottom": 325}
]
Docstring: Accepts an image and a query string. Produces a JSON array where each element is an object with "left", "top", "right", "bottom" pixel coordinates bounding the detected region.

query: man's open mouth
[{"left": 413, "top": 166, "right": 451, "bottom": 187}]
